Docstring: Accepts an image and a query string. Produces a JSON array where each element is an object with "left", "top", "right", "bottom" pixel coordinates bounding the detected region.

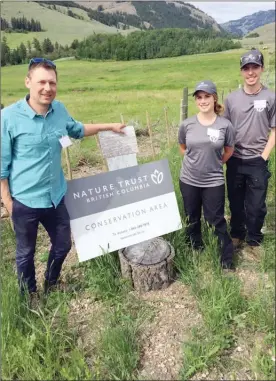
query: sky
[{"left": 188, "top": 2, "right": 275, "bottom": 23}]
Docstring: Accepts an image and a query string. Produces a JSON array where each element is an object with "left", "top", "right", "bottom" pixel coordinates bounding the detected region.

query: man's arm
[
  {"left": 261, "top": 128, "right": 275, "bottom": 161},
  {"left": 1, "top": 115, "right": 13, "bottom": 215},
  {"left": 83, "top": 123, "right": 125, "bottom": 136},
  {"left": 1, "top": 179, "right": 12, "bottom": 216}
]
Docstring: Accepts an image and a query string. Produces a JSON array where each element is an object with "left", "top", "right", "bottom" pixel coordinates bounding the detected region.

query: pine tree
[
  {"left": 1, "top": 37, "right": 11, "bottom": 66},
  {"left": 42, "top": 38, "right": 54, "bottom": 54},
  {"left": 27, "top": 40, "right": 32, "bottom": 54},
  {"left": 19, "top": 42, "right": 27, "bottom": 61},
  {"left": 33, "top": 38, "right": 42, "bottom": 52}
]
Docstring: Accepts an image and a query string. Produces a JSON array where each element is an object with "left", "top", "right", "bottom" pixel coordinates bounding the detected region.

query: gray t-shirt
[
  {"left": 178, "top": 115, "right": 234, "bottom": 187},
  {"left": 224, "top": 87, "right": 275, "bottom": 159}
]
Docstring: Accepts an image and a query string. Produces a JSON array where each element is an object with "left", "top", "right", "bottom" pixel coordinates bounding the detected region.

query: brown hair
[
  {"left": 27, "top": 62, "right": 58, "bottom": 80},
  {"left": 213, "top": 94, "right": 224, "bottom": 115}
]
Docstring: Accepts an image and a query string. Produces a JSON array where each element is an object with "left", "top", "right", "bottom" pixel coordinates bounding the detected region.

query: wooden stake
[
  {"left": 180, "top": 99, "right": 183, "bottom": 124},
  {"left": 164, "top": 107, "right": 170, "bottom": 148},
  {"left": 146, "top": 111, "right": 155, "bottom": 159},
  {"left": 183, "top": 87, "right": 188, "bottom": 120},
  {"left": 95, "top": 135, "right": 108, "bottom": 171},
  {"left": 120, "top": 114, "right": 125, "bottom": 124},
  {"left": 64, "top": 147, "right": 72, "bottom": 180}
]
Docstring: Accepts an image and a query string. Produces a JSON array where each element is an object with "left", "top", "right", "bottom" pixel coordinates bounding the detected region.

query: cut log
[{"left": 118, "top": 237, "right": 175, "bottom": 293}]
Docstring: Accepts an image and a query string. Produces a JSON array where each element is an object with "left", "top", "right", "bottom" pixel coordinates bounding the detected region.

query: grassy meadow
[
  {"left": 2, "top": 48, "right": 270, "bottom": 123},
  {"left": 1, "top": 50, "right": 275, "bottom": 380}
]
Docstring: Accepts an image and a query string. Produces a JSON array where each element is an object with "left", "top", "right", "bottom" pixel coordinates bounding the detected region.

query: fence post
[
  {"left": 179, "top": 99, "right": 183, "bottom": 124},
  {"left": 164, "top": 107, "right": 170, "bottom": 148},
  {"left": 64, "top": 148, "right": 72, "bottom": 180},
  {"left": 146, "top": 111, "right": 156, "bottom": 159},
  {"left": 182, "top": 87, "right": 188, "bottom": 120}
]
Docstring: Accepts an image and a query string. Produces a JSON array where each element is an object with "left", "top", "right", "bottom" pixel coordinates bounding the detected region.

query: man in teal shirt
[{"left": 1, "top": 58, "right": 125, "bottom": 297}]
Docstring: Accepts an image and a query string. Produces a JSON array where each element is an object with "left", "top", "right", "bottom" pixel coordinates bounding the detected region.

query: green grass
[
  {"left": 2, "top": 49, "right": 264, "bottom": 126},
  {"left": 1, "top": 51, "right": 275, "bottom": 380},
  {"left": 0, "top": 222, "right": 93, "bottom": 380},
  {"left": 2, "top": 1, "right": 118, "bottom": 48}
]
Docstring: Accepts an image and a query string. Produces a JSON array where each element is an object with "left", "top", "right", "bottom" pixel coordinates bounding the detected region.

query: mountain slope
[
  {"left": 74, "top": 1, "right": 222, "bottom": 31},
  {"left": 221, "top": 9, "right": 275, "bottom": 36},
  {"left": 1, "top": 1, "right": 119, "bottom": 48},
  {"left": 242, "top": 22, "right": 275, "bottom": 51}
]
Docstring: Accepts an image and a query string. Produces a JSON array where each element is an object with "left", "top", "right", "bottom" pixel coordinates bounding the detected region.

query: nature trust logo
[{"left": 151, "top": 169, "right": 164, "bottom": 184}]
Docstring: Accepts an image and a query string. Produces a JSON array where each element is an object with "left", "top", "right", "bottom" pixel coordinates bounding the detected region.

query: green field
[
  {"left": 2, "top": 48, "right": 268, "bottom": 125},
  {"left": 1, "top": 1, "right": 119, "bottom": 48},
  {"left": 1, "top": 50, "right": 275, "bottom": 380}
]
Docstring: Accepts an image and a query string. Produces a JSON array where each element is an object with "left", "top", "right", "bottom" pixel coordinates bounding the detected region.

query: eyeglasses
[{"left": 28, "top": 58, "right": 56, "bottom": 69}]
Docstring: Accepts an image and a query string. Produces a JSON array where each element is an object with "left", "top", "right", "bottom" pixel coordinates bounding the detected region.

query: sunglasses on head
[
  {"left": 28, "top": 57, "right": 56, "bottom": 69},
  {"left": 240, "top": 54, "right": 262, "bottom": 65}
]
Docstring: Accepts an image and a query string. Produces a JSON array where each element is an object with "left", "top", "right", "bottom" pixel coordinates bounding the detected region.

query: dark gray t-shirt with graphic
[
  {"left": 178, "top": 115, "right": 234, "bottom": 187},
  {"left": 224, "top": 87, "right": 275, "bottom": 159}
]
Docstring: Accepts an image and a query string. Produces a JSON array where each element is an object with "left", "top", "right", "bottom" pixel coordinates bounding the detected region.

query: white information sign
[{"left": 65, "top": 159, "right": 182, "bottom": 262}]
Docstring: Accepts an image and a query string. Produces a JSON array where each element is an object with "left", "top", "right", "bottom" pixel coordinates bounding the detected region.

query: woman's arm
[
  {"left": 179, "top": 144, "right": 186, "bottom": 156},
  {"left": 222, "top": 146, "right": 234, "bottom": 164}
]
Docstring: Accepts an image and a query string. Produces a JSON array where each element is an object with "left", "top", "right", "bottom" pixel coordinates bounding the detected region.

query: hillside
[
  {"left": 221, "top": 9, "right": 275, "bottom": 36},
  {"left": 242, "top": 22, "right": 275, "bottom": 51},
  {"left": 1, "top": 1, "right": 119, "bottom": 48},
  {"left": 75, "top": 1, "right": 222, "bottom": 31}
]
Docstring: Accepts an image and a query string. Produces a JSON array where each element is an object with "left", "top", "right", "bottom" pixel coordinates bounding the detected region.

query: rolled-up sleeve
[
  {"left": 1, "top": 115, "right": 12, "bottom": 179},
  {"left": 62, "top": 105, "right": 84, "bottom": 139}
]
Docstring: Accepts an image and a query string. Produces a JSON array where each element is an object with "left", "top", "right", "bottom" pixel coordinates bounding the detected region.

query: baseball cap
[
  {"left": 192, "top": 80, "right": 217, "bottom": 96},
  {"left": 240, "top": 49, "right": 263, "bottom": 69}
]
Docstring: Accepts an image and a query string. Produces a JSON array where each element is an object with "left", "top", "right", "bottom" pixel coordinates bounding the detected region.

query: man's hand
[
  {"left": 83, "top": 123, "right": 126, "bottom": 136},
  {"left": 5, "top": 199, "right": 13, "bottom": 216},
  {"left": 110, "top": 123, "right": 126, "bottom": 134},
  {"left": 1, "top": 179, "right": 13, "bottom": 216}
]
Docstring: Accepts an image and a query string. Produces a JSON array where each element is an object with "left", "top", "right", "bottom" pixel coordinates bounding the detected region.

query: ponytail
[{"left": 213, "top": 94, "right": 224, "bottom": 116}]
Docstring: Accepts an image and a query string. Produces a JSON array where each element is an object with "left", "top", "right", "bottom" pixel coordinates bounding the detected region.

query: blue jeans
[{"left": 12, "top": 198, "right": 72, "bottom": 293}]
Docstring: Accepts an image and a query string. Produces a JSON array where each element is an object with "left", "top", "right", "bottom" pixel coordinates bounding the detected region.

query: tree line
[
  {"left": 1, "top": 37, "right": 75, "bottom": 66},
  {"left": 1, "top": 16, "right": 42, "bottom": 32},
  {"left": 75, "top": 28, "right": 242, "bottom": 61},
  {"left": 1, "top": 28, "right": 242, "bottom": 67}
]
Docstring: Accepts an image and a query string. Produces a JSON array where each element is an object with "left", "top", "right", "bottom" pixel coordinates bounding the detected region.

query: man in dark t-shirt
[{"left": 224, "top": 48, "right": 275, "bottom": 258}]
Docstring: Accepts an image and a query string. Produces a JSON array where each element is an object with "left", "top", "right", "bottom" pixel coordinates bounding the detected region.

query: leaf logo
[{"left": 151, "top": 169, "right": 164, "bottom": 185}]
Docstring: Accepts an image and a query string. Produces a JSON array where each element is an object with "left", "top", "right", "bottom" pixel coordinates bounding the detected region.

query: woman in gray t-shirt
[{"left": 178, "top": 80, "right": 235, "bottom": 270}]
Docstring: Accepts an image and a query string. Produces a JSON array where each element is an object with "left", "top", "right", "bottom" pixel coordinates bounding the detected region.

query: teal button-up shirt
[{"left": 1, "top": 96, "right": 84, "bottom": 208}]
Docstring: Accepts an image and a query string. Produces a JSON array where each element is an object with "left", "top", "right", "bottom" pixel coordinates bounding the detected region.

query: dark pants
[
  {"left": 179, "top": 181, "right": 234, "bottom": 266},
  {"left": 226, "top": 156, "right": 271, "bottom": 246},
  {"left": 12, "top": 198, "right": 72, "bottom": 293}
]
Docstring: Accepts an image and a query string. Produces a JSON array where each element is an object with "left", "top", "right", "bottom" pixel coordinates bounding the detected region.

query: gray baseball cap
[
  {"left": 240, "top": 49, "right": 263, "bottom": 69},
  {"left": 192, "top": 80, "right": 217, "bottom": 96}
]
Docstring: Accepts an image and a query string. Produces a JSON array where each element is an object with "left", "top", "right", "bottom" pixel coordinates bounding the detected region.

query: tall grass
[{"left": 1, "top": 222, "right": 93, "bottom": 380}]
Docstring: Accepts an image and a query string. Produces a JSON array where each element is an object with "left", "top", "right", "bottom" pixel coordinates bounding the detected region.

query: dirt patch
[
  {"left": 68, "top": 292, "right": 107, "bottom": 356},
  {"left": 136, "top": 281, "right": 201, "bottom": 380},
  {"left": 236, "top": 268, "right": 270, "bottom": 298}
]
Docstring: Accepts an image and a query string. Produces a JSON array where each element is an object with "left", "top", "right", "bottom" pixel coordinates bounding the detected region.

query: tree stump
[{"left": 118, "top": 237, "right": 175, "bottom": 293}]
